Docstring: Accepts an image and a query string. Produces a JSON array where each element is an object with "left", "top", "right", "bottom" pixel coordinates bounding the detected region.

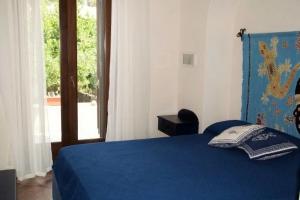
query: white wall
[
  {"left": 148, "top": 0, "right": 181, "bottom": 136},
  {"left": 146, "top": 0, "right": 300, "bottom": 135},
  {"left": 201, "top": 0, "right": 240, "bottom": 131},
  {"left": 178, "top": 0, "right": 210, "bottom": 132},
  {"left": 178, "top": 0, "right": 300, "bottom": 132}
]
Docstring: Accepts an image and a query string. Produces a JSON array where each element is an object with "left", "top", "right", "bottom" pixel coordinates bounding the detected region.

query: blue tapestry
[{"left": 242, "top": 31, "right": 300, "bottom": 139}]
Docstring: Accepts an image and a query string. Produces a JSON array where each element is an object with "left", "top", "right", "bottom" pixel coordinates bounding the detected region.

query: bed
[{"left": 52, "top": 120, "right": 300, "bottom": 200}]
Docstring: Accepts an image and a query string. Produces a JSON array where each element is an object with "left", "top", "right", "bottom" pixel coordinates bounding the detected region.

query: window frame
[{"left": 51, "top": 0, "right": 111, "bottom": 159}]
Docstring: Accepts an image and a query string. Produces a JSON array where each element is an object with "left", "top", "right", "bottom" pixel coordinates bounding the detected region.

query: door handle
[{"left": 70, "top": 76, "right": 75, "bottom": 88}]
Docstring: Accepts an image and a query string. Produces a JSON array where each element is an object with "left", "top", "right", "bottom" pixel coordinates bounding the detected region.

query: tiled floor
[
  {"left": 17, "top": 172, "right": 52, "bottom": 200},
  {"left": 15, "top": 172, "right": 300, "bottom": 200}
]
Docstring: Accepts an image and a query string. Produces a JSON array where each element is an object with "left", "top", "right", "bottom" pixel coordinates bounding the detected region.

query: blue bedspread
[{"left": 53, "top": 120, "right": 300, "bottom": 200}]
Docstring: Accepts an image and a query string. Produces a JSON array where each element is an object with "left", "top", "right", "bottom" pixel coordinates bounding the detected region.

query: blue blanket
[{"left": 53, "top": 120, "right": 300, "bottom": 200}]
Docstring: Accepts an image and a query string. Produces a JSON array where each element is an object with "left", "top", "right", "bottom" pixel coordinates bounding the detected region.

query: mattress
[{"left": 53, "top": 120, "right": 300, "bottom": 200}]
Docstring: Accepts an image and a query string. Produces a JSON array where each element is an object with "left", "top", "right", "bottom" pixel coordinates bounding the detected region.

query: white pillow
[{"left": 208, "top": 125, "right": 265, "bottom": 148}]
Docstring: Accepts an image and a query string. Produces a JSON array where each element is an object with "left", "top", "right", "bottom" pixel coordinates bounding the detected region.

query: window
[
  {"left": 77, "top": 0, "right": 99, "bottom": 140},
  {"left": 42, "top": 0, "right": 61, "bottom": 143}
]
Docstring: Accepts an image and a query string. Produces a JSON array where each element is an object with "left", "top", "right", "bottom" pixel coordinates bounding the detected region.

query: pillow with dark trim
[
  {"left": 204, "top": 120, "right": 250, "bottom": 136},
  {"left": 208, "top": 124, "right": 265, "bottom": 148},
  {"left": 239, "top": 129, "right": 298, "bottom": 160}
]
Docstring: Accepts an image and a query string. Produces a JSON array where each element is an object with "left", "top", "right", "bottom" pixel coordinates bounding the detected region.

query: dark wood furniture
[
  {"left": 0, "top": 169, "right": 16, "bottom": 200},
  {"left": 158, "top": 109, "right": 199, "bottom": 136}
]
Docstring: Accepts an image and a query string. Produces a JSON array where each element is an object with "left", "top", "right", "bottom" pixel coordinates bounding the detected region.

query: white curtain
[
  {"left": 106, "top": 0, "right": 151, "bottom": 141},
  {"left": 0, "top": 0, "right": 52, "bottom": 180}
]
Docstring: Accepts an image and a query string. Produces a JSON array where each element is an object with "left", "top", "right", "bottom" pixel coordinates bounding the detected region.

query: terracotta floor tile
[{"left": 17, "top": 172, "right": 52, "bottom": 200}]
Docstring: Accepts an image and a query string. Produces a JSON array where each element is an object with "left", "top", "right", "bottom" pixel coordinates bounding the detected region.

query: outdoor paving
[{"left": 47, "top": 102, "right": 99, "bottom": 142}]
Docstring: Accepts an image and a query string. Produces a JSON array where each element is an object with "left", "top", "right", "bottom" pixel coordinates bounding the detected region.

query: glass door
[
  {"left": 77, "top": 0, "right": 100, "bottom": 140},
  {"left": 42, "top": 0, "right": 111, "bottom": 158},
  {"left": 42, "top": 0, "right": 61, "bottom": 143}
]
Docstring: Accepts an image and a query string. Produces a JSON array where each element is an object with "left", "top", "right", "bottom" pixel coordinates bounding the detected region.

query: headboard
[{"left": 241, "top": 31, "right": 300, "bottom": 139}]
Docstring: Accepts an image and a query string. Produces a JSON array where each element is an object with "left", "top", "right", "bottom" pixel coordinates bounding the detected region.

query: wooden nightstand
[{"left": 158, "top": 109, "right": 199, "bottom": 136}]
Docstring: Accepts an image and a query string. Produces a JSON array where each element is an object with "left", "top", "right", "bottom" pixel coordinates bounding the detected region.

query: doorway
[{"left": 41, "top": 0, "right": 111, "bottom": 158}]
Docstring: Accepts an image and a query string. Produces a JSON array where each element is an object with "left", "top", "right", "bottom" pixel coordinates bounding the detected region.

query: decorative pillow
[
  {"left": 204, "top": 120, "right": 250, "bottom": 136},
  {"left": 208, "top": 125, "right": 265, "bottom": 148},
  {"left": 239, "top": 129, "right": 298, "bottom": 160}
]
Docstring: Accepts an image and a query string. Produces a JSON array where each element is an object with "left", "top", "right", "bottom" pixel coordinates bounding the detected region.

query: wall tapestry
[{"left": 242, "top": 31, "right": 300, "bottom": 138}]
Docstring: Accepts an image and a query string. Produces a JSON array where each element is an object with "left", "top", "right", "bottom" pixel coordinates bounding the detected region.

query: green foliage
[
  {"left": 77, "top": 11, "right": 97, "bottom": 95},
  {"left": 42, "top": 0, "right": 97, "bottom": 95},
  {"left": 42, "top": 0, "right": 60, "bottom": 94}
]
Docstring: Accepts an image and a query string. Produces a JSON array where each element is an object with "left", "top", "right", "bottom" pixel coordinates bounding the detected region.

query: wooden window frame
[
  {"left": 51, "top": 0, "right": 111, "bottom": 159},
  {"left": 100, "top": 0, "right": 111, "bottom": 138}
]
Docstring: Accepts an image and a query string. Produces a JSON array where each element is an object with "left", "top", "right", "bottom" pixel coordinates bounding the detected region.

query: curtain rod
[{"left": 236, "top": 28, "right": 246, "bottom": 41}]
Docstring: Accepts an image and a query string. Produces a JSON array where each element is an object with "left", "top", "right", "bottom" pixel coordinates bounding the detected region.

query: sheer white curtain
[
  {"left": 0, "top": 0, "right": 52, "bottom": 180},
  {"left": 106, "top": 0, "right": 151, "bottom": 141}
]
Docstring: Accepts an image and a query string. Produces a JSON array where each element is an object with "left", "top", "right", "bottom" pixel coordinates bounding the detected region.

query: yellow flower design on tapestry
[{"left": 258, "top": 37, "right": 300, "bottom": 104}]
